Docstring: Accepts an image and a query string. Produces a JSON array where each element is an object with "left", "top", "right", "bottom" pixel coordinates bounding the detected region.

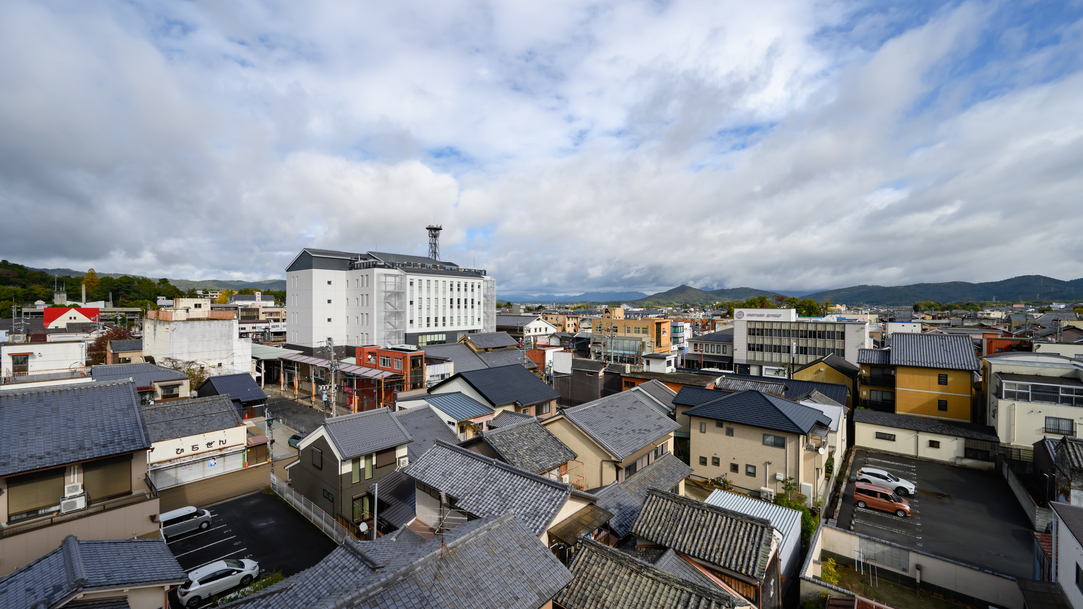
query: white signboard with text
[
  {"left": 734, "top": 308, "right": 798, "bottom": 322},
  {"left": 148, "top": 426, "right": 247, "bottom": 465}
]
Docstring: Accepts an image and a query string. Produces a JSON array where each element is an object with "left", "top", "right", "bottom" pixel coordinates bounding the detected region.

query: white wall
[
  {"left": 143, "top": 319, "right": 251, "bottom": 374},
  {"left": 553, "top": 351, "right": 573, "bottom": 375},
  {"left": 854, "top": 422, "right": 969, "bottom": 463},
  {"left": 1056, "top": 509, "right": 1083, "bottom": 608},
  {"left": 1, "top": 341, "right": 86, "bottom": 378}
]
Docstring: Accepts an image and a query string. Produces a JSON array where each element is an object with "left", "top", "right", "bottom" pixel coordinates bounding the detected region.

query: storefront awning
[{"left": 547, "top": 504, "right": 613, "bottom": 546}]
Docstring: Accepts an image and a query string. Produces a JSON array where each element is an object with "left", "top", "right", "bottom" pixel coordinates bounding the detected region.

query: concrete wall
[
  {"left": 158, "top": 462, "right": 271, "bottom": 512},
  {"left": 1002, "top": 462, "right": 1053, "bottom": 532},
  {"left": 143, "top": 318, "right": 251, "bottom": 373},
  {"left": 1, "top": 341, "right": 86, "bottom": 378},
  {"left": 854, "top": 422, "right": 968, "bottom": 463}
]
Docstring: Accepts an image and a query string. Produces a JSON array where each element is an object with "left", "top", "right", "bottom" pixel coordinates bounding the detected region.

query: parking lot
[
  {"left": 838, "top": 449, "right": 1034, "bottom": 578},
  {"left": 166, "top": 491, "right": 337, "bottom": 605}
]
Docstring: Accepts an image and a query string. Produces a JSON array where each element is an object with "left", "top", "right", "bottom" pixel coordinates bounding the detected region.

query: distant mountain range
[
  {"left": 31, "top": 267, "right": 287, "bottom": 291},
  {"left": 509, "top": 275, "right": 1083, "bottom": 306}
]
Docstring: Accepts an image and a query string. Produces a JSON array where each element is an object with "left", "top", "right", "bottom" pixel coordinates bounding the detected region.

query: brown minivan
[{"left": 854, "top": 481, "right": 911, "bottom": 517}]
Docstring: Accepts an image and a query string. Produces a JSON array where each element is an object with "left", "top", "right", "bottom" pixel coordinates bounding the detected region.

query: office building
[{"left": 732, "top": 308, "right": 871, "bottom": 377}]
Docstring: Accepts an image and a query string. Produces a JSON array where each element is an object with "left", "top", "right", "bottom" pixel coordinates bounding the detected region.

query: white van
[{"left": 160, "top": 506, "right": 212, "bottom": 539}]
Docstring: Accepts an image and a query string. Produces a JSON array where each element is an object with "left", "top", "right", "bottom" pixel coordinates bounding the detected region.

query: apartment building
[
  {"left": 732, "top": 308, "right": 871, "bottom": 377},
  {"left": 285, "top": 248, "right": 496, "bottom": 350},
  {"left": 589, "top": 307, "right": 672, "bottom": 364},
  {"left": 982, "top": 347, "right": 1083, "bottom": 452}
]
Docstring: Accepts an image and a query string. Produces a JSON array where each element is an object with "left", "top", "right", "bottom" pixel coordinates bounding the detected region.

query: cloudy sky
[{"left": 2, "top": 1, "right": 1082, "bottom": 295}]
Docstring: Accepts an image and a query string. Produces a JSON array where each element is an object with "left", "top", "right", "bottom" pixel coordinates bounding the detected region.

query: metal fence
[{"left": 269, "top": 474, "right": 350, "bottom": 544}]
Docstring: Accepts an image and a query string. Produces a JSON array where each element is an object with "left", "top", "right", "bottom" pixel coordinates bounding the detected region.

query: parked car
[
  {"left": 853, "top": 481, "right": 911, "bottom": 518},
  {"left": 160, "top": 506, "right": 212, "bottom": 539},
  {"left": 856, "top": 466, "right": 916, "bottom": 496},
  {"left": 176, "top": 558, "right": 260, "bottom": 607},
  {"left": 288, "top": 432, "right": 307, "bottom": 449}
]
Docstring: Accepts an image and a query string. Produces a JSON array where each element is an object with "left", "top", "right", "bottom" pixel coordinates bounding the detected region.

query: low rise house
[
  {"left": 496, "top": 314, "right": 559, "bottom": 348},
  {"left": 982, "top": 348, "right": 1083, "bottom": 453},
  {"left": 374, "top": 406, "right": 460, "bottom": 530},
  {"left": 592, "top": 453, "right": 693, "bottom": 541},
  {"left": 91, "top": 362, "right": 190, "bottom": 403},
  {"left": 0, "top": 380, "right": 160, "bottom": 576},
  {"left": 106, "top": 338, "right": 143, "bottom": 365},
  {"left": 684, "top": 390, "right": 833, "bottom": 502},
  {"left": 854, "top": 409, "right": 999, "bottom": 466},
  {"left": 542, "top": 391, "right": 680, "bottom": 489},
  {"left": 631, "top": 490, "right": 781, "bottom": 609},
  {"left": 687, "top": 329, "right": 735, "bottom": 371},
  {"left": 398, "top": 391, "right": 495, "bottom": 440},
  {"left": 705, "top": 490, "right": 802, "bottom": 599},
  {"left": 460, "top": 417, "right": 579, "bottom": 482},
  {"left": 429, "top": 364, "right": 560, "bottom": 419},
  {"left": 1051, "top": 502, "right": 1083, "bottom": 608},
  {"left": 0, "top": 535, "right": 186, "bottom": 609},
  {"left": 792, "top": 353, "right": 859, "bottom": 408},
  {"left": 218, "top": 513, "right": 571, "bottom": 609},
  {"left": 196, "top": 372, "right": 268, "bottom": 410},
  {"left": 1, "top": 340, "right": 88, "bottom": 387},
  {"left": 289, "top": 408, "right": 412, "bottom": 535}
]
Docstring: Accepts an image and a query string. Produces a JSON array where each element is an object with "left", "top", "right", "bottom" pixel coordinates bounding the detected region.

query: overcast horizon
[{"left": 3, "top": 1, "right": 1082, "bottom": 294}]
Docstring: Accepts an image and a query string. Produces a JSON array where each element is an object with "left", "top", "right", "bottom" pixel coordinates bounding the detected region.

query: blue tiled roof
[
  {"left": 0, "top": 380, "right": 151, "bottom": 477},
  {"left": 197, "top": 373, "right": 268, "bottom": 404},
  {"left": 683, "top": 390, "right": 831, "bottom": 435},
  {"left": 718, "top": 372, "right": 850, "bottom": 407},
  {"left": 401, "top": 392, "right": 493, "bottom": 421}
]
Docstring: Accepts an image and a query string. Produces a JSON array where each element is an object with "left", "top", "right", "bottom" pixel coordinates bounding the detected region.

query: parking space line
[
  {"left": 167, "top": 525, "right": 229, "bottom": 545},
  {"left": 174, "top": 536, "right": 237, "bottom": 558},
  {"left": 184, "top": 548, "right": 248, "bottom": 572},
  {"left": 854, "top": 517, "right": 922, "bottom": 540},
  {"left": 854, "top": 506, "right": 920, "bottom": 525}
]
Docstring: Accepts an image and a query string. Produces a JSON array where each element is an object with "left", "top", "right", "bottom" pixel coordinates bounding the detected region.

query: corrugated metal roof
[
  {"left": 280, "top": 353, "right": 399, "bottom": 379},
  {"left": 704, "top": 490, "right": 802, "bottom": 542},
  {"left": 401, "top": 392, "right": 493, "bottom": 421},
  {"left": 891, "top": 333, "right": 980, "bottom": 371},
  {"left": 251, "top": 344, "right": 301, "bottom": 360}
]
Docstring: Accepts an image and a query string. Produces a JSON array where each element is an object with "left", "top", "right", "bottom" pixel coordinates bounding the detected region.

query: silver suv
[{"left": 857, "top": 467, "right": 916, "bottom": 496}]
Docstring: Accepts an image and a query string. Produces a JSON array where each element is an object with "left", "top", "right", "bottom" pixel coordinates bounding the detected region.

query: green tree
[
  {"left": 797, "top": 298, "right": 822, "bottom": 317},
  {"left": 820, "top": 298, "right": 833, "bottom": 314},
  {"left": 741, "top": 296, "right": 774, "bottom": 309}
]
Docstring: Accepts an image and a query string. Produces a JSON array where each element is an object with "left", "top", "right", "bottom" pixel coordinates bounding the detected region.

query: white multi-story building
[
  {"left": 285, "top": 249, "right": 496, "bottom": 350},
  {"left": 732, "top": 308, "right": 872, "bottom": 377}
]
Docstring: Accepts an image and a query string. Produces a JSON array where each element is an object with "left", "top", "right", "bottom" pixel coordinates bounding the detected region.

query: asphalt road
[
  {"left": 166, "top": 491, "right": 338, "bottom": 606},
  {"left": 838, "top": 449, "right": 1034, "bottom": 579}
]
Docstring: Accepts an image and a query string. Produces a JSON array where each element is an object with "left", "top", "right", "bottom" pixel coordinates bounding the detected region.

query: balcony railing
[
  {"left": 1044, "top": 424, "right": 1075, "bottom": 437},
  {"left": 0, "top": 491, "right": 154, "bottom": 539}
]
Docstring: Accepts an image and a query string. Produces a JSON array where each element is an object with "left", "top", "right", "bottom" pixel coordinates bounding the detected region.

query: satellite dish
[{"left": 818, "top": 447, "right": 826, "bottom": 455}]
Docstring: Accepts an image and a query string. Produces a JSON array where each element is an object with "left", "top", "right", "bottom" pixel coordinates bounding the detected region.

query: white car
[
  {"left": 176, "top": 558, "right": 260, "bottom": 607},
  {"left": 856, "top": 467, "right": 916, "bottom": 496}
]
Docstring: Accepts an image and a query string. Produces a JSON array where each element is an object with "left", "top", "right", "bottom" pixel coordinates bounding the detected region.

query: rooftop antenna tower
[{"left": 427, "top": 224, "right": 442, "bottom": 261}]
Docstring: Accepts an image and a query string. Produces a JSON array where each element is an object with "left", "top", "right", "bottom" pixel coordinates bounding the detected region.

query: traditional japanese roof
[
  {"left": 477, "top": 420, "right": 577, "bottom": 474},
  {"left": 400, "top": 391, "right": 494, "bottom": 421},
  {"left": 197, "top": 373, "right": 268, "bottom": 404},
  {"left": 435, "top": 364, "right": 559, "bottom": 408},
  {"left": 91, "top": 362, "right": 187, "bottom": 388},
  {"left": 559, "top": 392, "right": 680, "bottom": 461},
  {"left": 854, "top": 409, "right": 999, "bottom": 442},
  {"left": 0, "top": 380, "right": 151, "bottom": 477},
  {"left": 631, "top": 490, "right": 775, "bottom": 582},
  {"left": 488, "top": 409, "right": 537, "bottom": 428},
  {"left": 140, "top": 395, "right": 241, "bottom": 442},
  {"left": 717, "top": 373, "right": 849, "bottom": 408},
  {"left": 554, "top": 538, "right": 739, "bottom": 609},
  {"left": 890, "top": 333, "right": 980, "bottom": 371},
  {"left": 0, "top": 536, "right": 185, "bottom": 609},
  {"left": 391, "top": 405, "right": 458, "bottom": 462},
  {"left": 684, "top": 390, "right": 831, "bottom": 436},
  {"left": 705, "top": 490, "right": 802, "bottom": 544},
  {"left": 321, "top": 408, "right": 413, "bottom": 460},
  {"left": 715, "top": 376, "right": 787, "bottom": 396},
  {"left": 463, "top": 332, "right": 519, "bottom": 350},
  {"left": 476, "top": 348, "right": 538, "bottom": 370},
  {"left": 108, "top": 338, "right": 142, "bottom": 353},
  {"left": 404, "top": 441, "right": 579, "bottom": 537},
  {"left": 592, "top": 484, "right": 640, "bottom": 539},
  {"left": 622, "top": 454, "right": 692, "bottom": 505},
  {"left": 221, "top": 512, "right": 570, "bottom": 609}
]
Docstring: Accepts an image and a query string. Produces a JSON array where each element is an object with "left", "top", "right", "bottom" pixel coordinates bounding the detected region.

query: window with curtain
[
  {"left": 6, "top": 467, "right": 65, "bottom": 521},
  {"left": 82, "top": 455, "right": 132, "bottom": 503}
]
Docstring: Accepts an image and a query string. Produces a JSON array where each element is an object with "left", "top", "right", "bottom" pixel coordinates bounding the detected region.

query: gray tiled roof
[
  {"left": 592, "top": 483, "right": 640, "bottom": 538},
  {"left": 571, "top": 358, "right": 606, "bottom": 372},
  {"left": 560, "top": 392, "right": 680, "bottom": 461},
  {"left": 622, "top": 453, "right": 692, "bottom": 505},
  {"left": 442, "top": 364, "right": 559, "bottom": 408},
  {"left": 0, "top": 380, "right": 151, "bottom": 477},
  {"left": 652, "top": 548, "right": 725, "bottom": 592},
  {"left": 392, "top": 405, "right": 458, "bottom": 461},
  {"left": 488, "top": 410, "right": 536, "bottom": 428},
  {"left": 476, "top": 348, "right": 538, "bottom": 370},
  {"left": 219, "top": 512, "right": 570, "bottom": 609},
  {"left": 698, "top": 329, "right": 734, "bottom": 343},
  {"left": 108, "top": 339, "right": 142, "bottom": 352},
  {"left": 496, "top": 314, "right": 544, "bottom": 328},
  {"left": 401, "top": 391, "right": 494, "bottom": 421},
  {"left": 0, "top": 535, "right": 185, "bottom": 609},
  {"left": 683, "top": 390, "right": 831, "bottom": 435},
  {"left": 717, "top": 373, "right": 850, "bottom": 408},
  {"left": 197, "top": 373, "right": 268, "bottom": 404},
  {"left": 891, "top": 333, "right": 980, "bottom": 371},
  {"left": 404, "top": 441, "right": 574, "bottom": 537},
  {"left": 631, "top": 379, "right": 678, "bottom": 414},
  {"left": 140, "top": 395, "right": 241, "bottom": 443},
  {"left": 91, "top": 362, "right": 187, "bottom": 388},
  {"left": 554, "top": 538, "right": 738, "bottom": 609},
  {"left": 464, "top": 332, "right": 519, "bottom": 350},
  {"left": 1057, "top": 437, "right": 1083, "bottom": 471},
  {"left": 853, "top": 409, "right": 999, "bottom": 442},
  {"left": 857, "top": 348, "right": 892, "bottom": 365},
  {"left": 322, "top": 408, "right": 413, "bottom": 460},
  {"left": 480, "top": 420, "right": 578, "bottom": 474},
  {"left": 632, "top": 490, "right": 774, "bottom": 581},
  {"left": 418, "top": 343, "right": 488, "bottom": 372},
  {"left": 371, "top": 469, "right": 416, "bottom": 528}
]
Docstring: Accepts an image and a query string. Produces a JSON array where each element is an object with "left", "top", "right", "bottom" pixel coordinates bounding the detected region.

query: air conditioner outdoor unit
[
  {"left": 397, "top": 456, "right": 409, "bottom": 469},
  {"left": 561, "top": 474, "right": 570, "bottom": 484},
  {"left": 64, "top": 483, "right": 84, "bottom": 498},
  {"left": 60, "top": 495, "right": 87, "bottom": 514},
  {"left": 760, "top": 487, "right": 775, "bottom": 501}
]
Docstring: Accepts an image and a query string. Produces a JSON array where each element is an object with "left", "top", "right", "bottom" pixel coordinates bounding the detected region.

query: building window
[
  {"left": 327, "top": 299, "right": 332, "bottom": 304},
  {"left": 327, "top": 318, "right": 332, "bottom": 323},
  {"left": 352, "top": 458, "right": 361, "bottom": 483},
  {"left": 1077, "top": 564, "right": 1083, "bottom": 595},
  {"left": 322, "top": 489, "right": 334, "bottom": 503},
  {"left": 380, "top": 356, "right": 391, "bottom": 368},
  {"left": 537, "top": 402, "right": 551, "bottom": 415},
  {"left": 711, "top": 456, "right": 720, "bottom": 466},
  {"left": 715, "top": 421, "right": 725, "bottom": 428},
  {"left": 730, "top": 463, "right": 739, "bottom": 473},
  {"left": 746, "top": 464, "right": 756, "bottom": 477},
  {"left": 699, "top": 456, "right": 707, "bottom": 466},
  {"left": 726, "top": 427, "right": 734, "bottom": 437},
  {"left": 763, "top": 434, "right": 786, "bottom": 448},
  {"left": 394, "top": 359, "right": 402, "bottom": 370},
  {"left": 938, "top": 373, "right": 948, "bottom": 385},
  {"left": 365, "top": 454, "right": 374, "bottom": 480},
  {"left": 312, "top": 447, "right": 323, "bottom": 469},
  {"left": 1046, "top": 416, "right": 1074, "bottom": 436},
  {"left": 937, "top": 400, "right": 948, "bottom": 411},
  {"left": 928, "top": 440, "right": 941, "bottom": 448},
  {"left": 699, "top": 422, "right": 706, "bottom": 434},
  {"left": 327, "top": 281, "right": 332, "bottom": 285},
  {"left": 875, "top": 432, "right": 896, "bottom": 441}
]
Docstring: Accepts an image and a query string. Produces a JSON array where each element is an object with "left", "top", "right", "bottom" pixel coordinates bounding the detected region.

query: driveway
[{"left": 838, "top": 449, "right": 1034, "bottom": 579}]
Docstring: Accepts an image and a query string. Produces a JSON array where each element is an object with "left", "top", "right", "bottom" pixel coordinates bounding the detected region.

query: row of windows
[
  {"left": 697, "top": 422, "right": 786, "bottom": 448},
  {"left": 697, "top": 457, "right": 757, "bottom": 477},
  {"left": 748, "top": 344, "right": 843, "bottom": 357},
  {"left": 748, "top": 327, "right": 844, "bottom": 339},
  {"left": 693, "top": 343, "right": 727, "bottom": 354}
]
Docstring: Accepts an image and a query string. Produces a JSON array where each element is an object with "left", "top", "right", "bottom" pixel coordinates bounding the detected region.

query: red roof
[{"left": 43, "top": 307, "right": 100, "bottom": 327}]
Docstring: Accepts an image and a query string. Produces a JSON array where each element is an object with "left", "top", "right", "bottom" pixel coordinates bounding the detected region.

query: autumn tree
[
  {"left": 83, "top": 268, "right": 100, "bottom": 298},
  {"left": 215, "top": 289, "right": 236, "bottom": 304},
  {"left": 89, "top": 326, "right": 136, "bottom": 365}
]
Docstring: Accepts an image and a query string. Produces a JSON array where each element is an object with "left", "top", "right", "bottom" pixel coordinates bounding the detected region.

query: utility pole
[
  {"left": 325, "top": 337, "right": 337, "bottom": 419},
  {"left": 265, "top": 406, "right": 276, "bottom": 472}
]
